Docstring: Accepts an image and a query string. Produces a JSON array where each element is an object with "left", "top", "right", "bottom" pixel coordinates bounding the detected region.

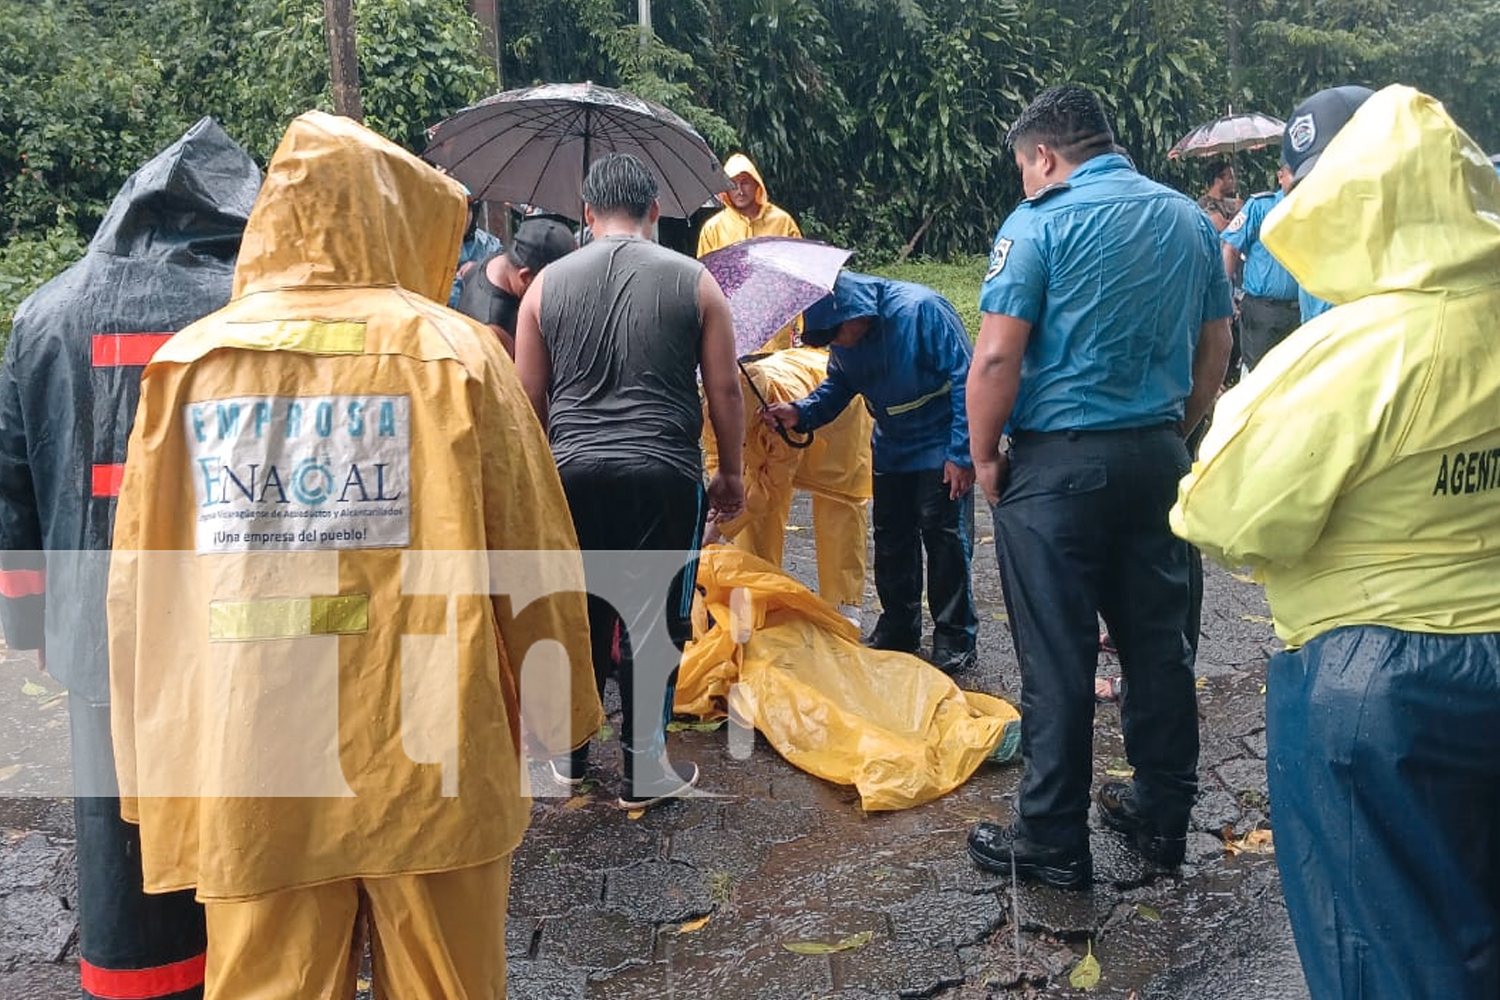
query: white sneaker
[{"left": 837, "top": 604, "right": 862, "bottom": 629}]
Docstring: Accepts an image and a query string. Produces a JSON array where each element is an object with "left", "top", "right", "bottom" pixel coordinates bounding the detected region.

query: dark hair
[
  {"left": 1202, "top": 159, "right": 1231, "bottom": 187},
  {"left": 582, "top": 152, "right": 658, "bottom": 220},
  {"left": 1006, "top": 85, "right": 1115, "bottom": 162}
]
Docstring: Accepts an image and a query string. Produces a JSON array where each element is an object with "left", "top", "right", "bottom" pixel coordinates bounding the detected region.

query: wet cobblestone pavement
[{"left": 0, "top": 496, "right": 1310, "bottom": 998}]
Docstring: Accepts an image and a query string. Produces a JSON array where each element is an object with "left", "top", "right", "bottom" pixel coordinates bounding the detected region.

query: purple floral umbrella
[
  {"left": 701, "top": 236, "right": 852, "bottom": 449},
  {"left": 700, "top": 236, "right": 853, "bottom": 358}
]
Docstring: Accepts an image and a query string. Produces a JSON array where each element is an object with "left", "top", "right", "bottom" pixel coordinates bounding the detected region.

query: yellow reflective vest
[
  {"left": 1172, "top": 86, "right": 1500, "bottom": 647},
  {"left": 108, "top": 111, "right": 602, "bottom": 900}
]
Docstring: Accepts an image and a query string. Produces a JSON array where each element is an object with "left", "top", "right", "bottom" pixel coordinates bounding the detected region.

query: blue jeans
[{"left": 1268, "top": 626, "right": 1500, "bottom": 1000}]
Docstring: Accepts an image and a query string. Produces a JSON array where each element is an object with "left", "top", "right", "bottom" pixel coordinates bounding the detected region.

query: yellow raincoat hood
[
  {"left": 109, "top": 111, "right": 602, "bottom": 900},
  {"left": 1263, "top": 86, "right": 1500, "bottom": 307},
  {"left": 1172, "top": 86, "right": 1500, "bottom": 646},
  {"left": 719, "top": 152, "right": 767, "bottom": 210},
  {"left": 233, "top": 110, "right": 466, "bottom": 300},
  {"left": 696, "top": 153, "right": 803, "bottom": 267}
]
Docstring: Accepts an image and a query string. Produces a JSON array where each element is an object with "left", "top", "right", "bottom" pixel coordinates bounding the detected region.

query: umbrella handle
[
  {"left": 738, "top": 357, "right": 816, "bottom": 450},
  {"left": 775, "top": 423, "right": 815, "bottom": 449}
]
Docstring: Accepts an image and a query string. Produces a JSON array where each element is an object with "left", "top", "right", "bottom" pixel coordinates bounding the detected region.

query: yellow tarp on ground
[{"left": 677, "top": 545, "right": 1019, "bottom": 811}]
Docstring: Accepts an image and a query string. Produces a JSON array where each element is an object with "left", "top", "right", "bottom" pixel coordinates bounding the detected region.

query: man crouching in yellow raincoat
[
  {"left": 107, "top": 112, "right": 603, "bottom": 999},
  {"left": 1172, "top": 86, "right": 1500, "bottom": 1000},
  {"left": 704, "top": 347, "right": 873, "bottom": 624}
]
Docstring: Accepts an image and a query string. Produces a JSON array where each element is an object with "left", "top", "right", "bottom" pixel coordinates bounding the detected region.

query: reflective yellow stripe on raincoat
[
  {"left": 108, "top": 112, "right": 602, "bottom": 900},
  {"left": 1171, "top": 86, "right": 1500, "bottom": 647}
]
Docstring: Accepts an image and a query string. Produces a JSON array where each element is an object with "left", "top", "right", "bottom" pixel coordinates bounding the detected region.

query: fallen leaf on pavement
[
  {"left": 1135, "top": 904, "right": 1161, "bottom": 922},
  {"left": 1195, "top": 677, "right": 1208, "bottom": 690},
  {"left": 666, "top": 719, "right": 725, "bottom": 733},
  {"left": 21, "top": 680, "right": 47, "bottom": 698},
  {"left": 1240, "top": 614, "right": 1274, "bottom": 626},
  {"left": 562, "top": 795, "right": 591, "bottom": 812},
  {"left": 1230, "top": 571, "right": 1257, "bottom": 584},
  {"left": 626, "top": 809, "right": 645, "bottom": 821},
  {"left": 675, "top": 915, "right": 711, "bottom": 933},
  {"left": 1105, "top": 767, "right": 1134, "bottom": 778},
  {"left": 783, "top": 931, "right": 873, "bottom": 955},
  {"left": 1069, "top": 942, "right": 1101, "bottom": 989},
  {"left": 1234, "top": 829, "right": 1275, "bottom": 854},
  {"left": 0, "top": 764, "right": 22, "bottom": 783}
]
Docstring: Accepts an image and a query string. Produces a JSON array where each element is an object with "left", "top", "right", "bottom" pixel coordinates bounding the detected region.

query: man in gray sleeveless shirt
[{"left": 515, "top": 152, "right": 745, "bottom": 809}]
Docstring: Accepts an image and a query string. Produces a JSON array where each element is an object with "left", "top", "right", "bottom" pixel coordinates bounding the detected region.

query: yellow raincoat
[
  {"left": 108, "top": 112, "right": 603, "bottom": 904},
  {"left": 678, "top": 546, "right": 1018, "bottom": 810},
  {"left": 697, "top": 153, "right": 804, "bottom": 350},
  {"left": 1171, "top": 86, "right": 1500, "bottom": 646},
  {"left": 704, "top": 348, "right": 873, "bottom": 607}
]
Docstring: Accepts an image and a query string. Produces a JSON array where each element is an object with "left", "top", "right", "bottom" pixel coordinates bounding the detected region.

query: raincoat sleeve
[
  {"left": 474, "top": 346, "right": 604, "bottom": 755},
  {"left": 106, "top": 404, "right": 151, "bottom": 812},
  {"left": 0, "top": 333, "right": 46, "bottom": 650},
  {"left": 792, "top": 357, "right": 858, "bottom": 432},
  {"left": 1170, "top": 319, "right": 1386, "bottom": 568},
  {"left": 922, "top": 296, "right": 974, "bottom": 468}
]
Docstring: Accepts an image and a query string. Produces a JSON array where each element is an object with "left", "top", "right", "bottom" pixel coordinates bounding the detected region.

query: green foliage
[
  {"left": 869, "top": 257, "right": 987, "bottom": 341},
  {"left": 0, "top": 222, "right": 88, "bottom": 356},
  {"left": 357, "top": 0, "right": 494, "bottom": 151},
  {"left": 0, "top": 0, "right": 186, "bottom": 238}
]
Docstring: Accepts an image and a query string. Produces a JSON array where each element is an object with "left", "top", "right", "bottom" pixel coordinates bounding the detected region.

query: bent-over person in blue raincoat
[{"left": 759, "top": 270, "right": 978, "bottom": 674}]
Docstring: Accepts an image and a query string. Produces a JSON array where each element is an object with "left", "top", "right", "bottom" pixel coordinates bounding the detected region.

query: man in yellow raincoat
[
  {"left": 697, "top": 153, "right": 804, "bottom": 350},
  {"left": 1172, "top": 85, "right": 1500, "bottom": 1000},
  {"left": 703, "top": 347, "right": 873, "bottom": 625},
  {"left": 107, "top": 111, "right": 603, "bottom": 999}
]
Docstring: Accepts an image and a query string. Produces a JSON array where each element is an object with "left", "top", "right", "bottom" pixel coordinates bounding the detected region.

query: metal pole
[
  {"left": 638, "top": 0, "right": 652, "bottom": 54},
  {"left": 323, "top": 0, "right": 363, "bottom": 122}
]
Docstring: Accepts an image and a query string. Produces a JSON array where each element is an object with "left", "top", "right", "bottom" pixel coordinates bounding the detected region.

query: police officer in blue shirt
[
  {"left": 965, "top": 85, "right": 1233, "bottom": 889},
  {"left": 1221, "top": 167, "right": 1301, "bottom": 369}
]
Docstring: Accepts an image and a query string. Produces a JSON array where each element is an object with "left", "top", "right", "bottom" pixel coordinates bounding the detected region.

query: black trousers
[
  {"left": 71, "top": 698, "right": 206, "bottom": 1000},
  {"left": 559, "top": 463, "right": 703, "bottom": 787},
  {"left": 992, "top": 427, "right": 1199, "bottom": 850},
  {"left": 1239, "top": 293, "right": 1301, "bottom": 370},
  {"left": 870, "top": 468, "right": 977, "bottom": 653}
]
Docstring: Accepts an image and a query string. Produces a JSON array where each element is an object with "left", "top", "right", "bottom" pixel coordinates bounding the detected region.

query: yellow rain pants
[
  {"left": 704, "top": 348, "right": 872, "bottom": 607},
  {"left": 203, "top": 856, "right": 510, "bottom": 1000}
]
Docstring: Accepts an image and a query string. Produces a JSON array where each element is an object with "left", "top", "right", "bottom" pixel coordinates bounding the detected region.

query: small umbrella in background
[
  {"left": 1168, "top": 112, "right": 1286, "bottom": 160},
  {"left": 700, "top": 236, "right": 853, "bottom": 449},
  {"left": 424, "top": 81, "right": 731, "bottom": 219}
]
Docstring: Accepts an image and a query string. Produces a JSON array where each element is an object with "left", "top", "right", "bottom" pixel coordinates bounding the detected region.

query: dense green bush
[{"left": 0, "top": 222, "right": 88, "bottom": 355}]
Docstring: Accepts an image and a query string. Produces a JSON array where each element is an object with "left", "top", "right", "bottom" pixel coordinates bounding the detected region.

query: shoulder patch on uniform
[
  {"left": 986, "top": 237, "right": 1014, "bottom": 280},
  {"left": 1225, "top": 211, "right": 1248, "bottom": 234}
]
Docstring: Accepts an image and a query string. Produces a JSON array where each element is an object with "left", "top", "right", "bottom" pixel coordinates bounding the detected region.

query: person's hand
[
  {"left": 943, "top": 460, "right": 975, "bottom": 500},
  {"left": 973, "top": 453, "right": 1011, "bottom": 506},
  {"left": 703, "top": 519, "right": 725, "bottom": 545},
  {"left": 706, "top": 471, "right": 745, "bottom": 524},
  {"left": 758, "top": 402, "right": 800, "bottom": 435}
]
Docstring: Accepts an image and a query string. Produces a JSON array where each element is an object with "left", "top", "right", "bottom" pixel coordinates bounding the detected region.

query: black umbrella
[{"left": 423, "top": 82, "right": 731, "bottom": 219}]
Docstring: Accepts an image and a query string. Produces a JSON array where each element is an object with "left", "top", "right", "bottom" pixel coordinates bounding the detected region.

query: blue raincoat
[{"left": 795, "top": 272, "right": 972, "bottom": 474}]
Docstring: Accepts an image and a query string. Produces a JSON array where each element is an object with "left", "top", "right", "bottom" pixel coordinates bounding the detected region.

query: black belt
[{"left": 1012, "top": 423, "right": 1177, "bottom": 443}]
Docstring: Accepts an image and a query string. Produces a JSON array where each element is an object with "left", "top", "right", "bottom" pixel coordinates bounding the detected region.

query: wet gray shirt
[{"left": 538, "top": 235, "right": 705, "bottom": 481}]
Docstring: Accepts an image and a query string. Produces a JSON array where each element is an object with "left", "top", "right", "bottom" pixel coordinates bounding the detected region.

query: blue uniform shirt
[
  {"left": 978, "top": 153, "right": 1234, "bottom": 433},
  {"left": 796, "top": 272, "right": 973, "bottom": 473},
  {"left": 1222, "top": 192, "right": 1299, "bottom": 301},
  {"left": 1299, "top": 287, "right": 1334, "bottom": 323}
]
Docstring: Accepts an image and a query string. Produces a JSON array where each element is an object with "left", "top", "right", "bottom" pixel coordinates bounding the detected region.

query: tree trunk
[
  {"left": 469, "top": 0, "right": 503, "bottom": 89},
  {"left": 323, "top": 0, "right": 363, "bottom": 122},
  {"left": 1224, "top": 0, "right": 1243, "bottom": 96}
]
